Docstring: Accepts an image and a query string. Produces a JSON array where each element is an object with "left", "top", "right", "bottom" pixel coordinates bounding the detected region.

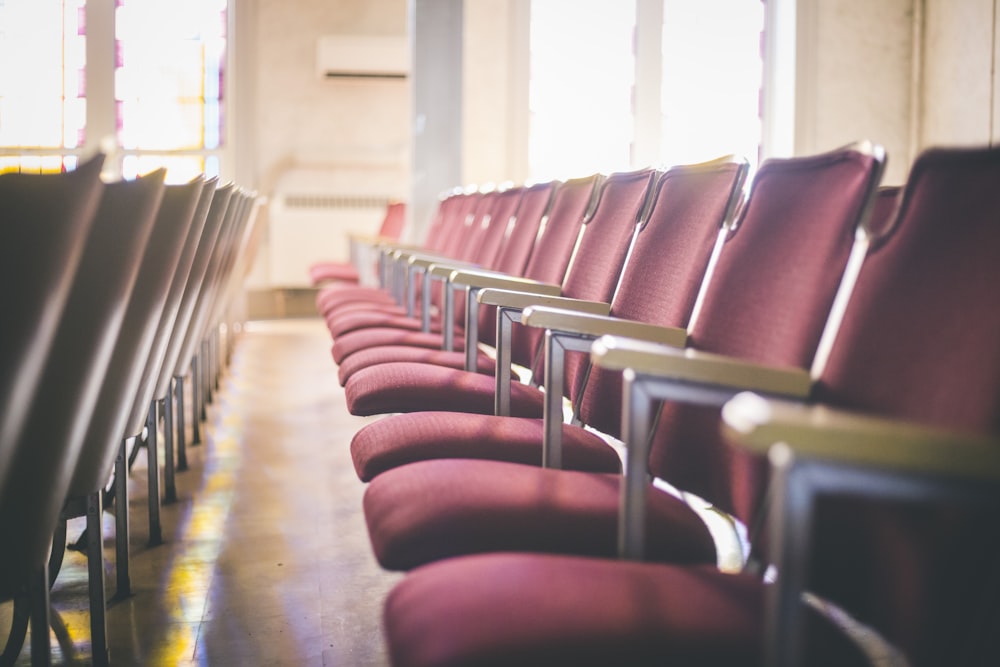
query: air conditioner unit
[{"left": 317, "top": 35, "right": 409, "bottom": 79}]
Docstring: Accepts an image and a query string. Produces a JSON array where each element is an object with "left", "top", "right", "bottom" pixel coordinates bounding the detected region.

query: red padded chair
[
  {"left": 349, "top": 155, "right": 750, "bottom": 481},
  {"left": 308, "top": 199, "right": 407, "bottom": 286},
  {"left": 331, "top": 176, "right": 589, "bottom": 376},
  {"left": 360, "top": 141, "right": 886, "bottom": 572},
  {"left": 343, "top": 167, "right": 660, "bottom": 419},
  {"left": 316, "top": 190, "right": 483, "bottom": 318},
  {"left": 325, "top": 187, "right": 525, "bottom": 340},
  {"left": 378, "top": 145, "right": 1000, "bottom": 667},
  {"left": 331, "top": 180, "right": 558, "bottom": 382}
]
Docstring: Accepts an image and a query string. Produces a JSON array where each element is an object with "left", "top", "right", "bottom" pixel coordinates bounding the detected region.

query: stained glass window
[
  {"left": 0, "top": 0, "right": 86, "bottom": 173},
  {"left": 115, "top": 0, "right": 226, "bottom": 180},
  {"left": 0, "top": 0, "right": 227, "bottom": 180}
]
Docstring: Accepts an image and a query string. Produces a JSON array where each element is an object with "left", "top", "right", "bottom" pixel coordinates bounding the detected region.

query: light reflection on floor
[{"left": 1, "top": 318, "right": 400, "bottom": 666}]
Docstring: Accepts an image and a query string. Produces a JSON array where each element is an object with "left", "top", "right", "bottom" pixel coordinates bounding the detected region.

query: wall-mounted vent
[{"left": 317, "top": 35, "right": 409, "bottom": 80}]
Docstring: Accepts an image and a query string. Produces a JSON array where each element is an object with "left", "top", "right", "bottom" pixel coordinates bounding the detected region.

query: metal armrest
[
  {"left": 443, "top": 272, "right": 562, "bottom": 358},
  {"left": 518, "top": 308, "right": 685, "bottom": 469},
  {"left": 522, "top": 306, "right": 687, "bottom": 347},
  {"left": 478, "top": 289, "right": 610, "bottom": 314},
  {"left": 720, "top": 392, "right": 1000, "bottom": 667},
  {"left": 591, "top": 335, "right": 811, "bottom": 398},
  {"left": 588, "top": 334, "right": 813, "bottom": 562},
  {"left": 721, "top": 392, "right": 1000, "bottom": 482},
  {"left": 479, "top": 290, "right": 610, "bottom": 417}
]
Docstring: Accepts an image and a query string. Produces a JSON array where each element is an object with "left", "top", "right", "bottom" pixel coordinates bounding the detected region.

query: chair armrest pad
[
  {"left": 590, "top": 335, "right": 812, "bottom": 398},
  {"left": 407, "top": 253, "right": 466, "bottom": 270},
  {"left": 453, "top": 271, "right": 563, "bottom": 293},
  {"left": 426, "top": 260, "right": 482, "bottom": 278},
  {"left": 721, "top": 392, "right": 1000, "bottom": 481},
  {"left": 521, "top": 306, "right": 687, "bottom": 347},
  {"left": 477, "top": 289, "right": 610, "bottom": 314}
]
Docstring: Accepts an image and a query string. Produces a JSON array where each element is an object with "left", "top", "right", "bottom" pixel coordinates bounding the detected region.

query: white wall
[
  {"left": 245, "top": 0, "right": 411, "bottom": 287},
  {"left": 791, "top": 0, "right": 917, "bottom": 184}
]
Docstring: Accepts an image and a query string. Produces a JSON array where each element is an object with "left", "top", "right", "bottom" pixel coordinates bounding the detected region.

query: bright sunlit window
[
  {"left": 0, "top": 0, "right": 227, "bottom": 179},
  {"left": 660, "top": 0, "right": 764, "bottom": 169},
  {"left": 0, "top": 0, "right": 86, "bottom": 173},
  {"left": 116, "top": 0, "right": 227, "bottom": 181},
  {"left": 528, "top": 0, "right": 764, "bottom": 180},
  {"left": 528, "top": 0, "right": 636, "bottom": 181}
]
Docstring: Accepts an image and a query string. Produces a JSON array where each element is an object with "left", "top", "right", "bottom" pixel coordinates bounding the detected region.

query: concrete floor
[{"left": 1, "top": 318, "right": 400, "bottom": 666}]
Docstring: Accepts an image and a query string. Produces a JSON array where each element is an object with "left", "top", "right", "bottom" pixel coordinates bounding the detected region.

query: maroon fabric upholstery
[
  {"left": 310, "top": 200, "right": 407, "bottom": 286},
  {"left": 307, "top": 261, "right": 360, "bottom": 285},
  {"left": 363, "top": 459, "right": 715, "bottom": 571},
  {"left": 646, "top": 145, "right": 885, "bottom": 524},
  {"left": 347, "top": 159, "right": 747, "bottom": 482},
  {"left": 330, "top": 176, "right": 595, "bottom": 368},
  {"left": 316, "top": 192, "right": 479, "bottom": 316},
  {"left": 798, "top": 146, "right": 1000, "bottom": 665},
  {"left": 338, "top": 345, "right": 488, "bottom": 386},
  {"left": 358, "top": 144, "right": 882, "bottom": 573},
  {"left": 316, "top": 284, "right": 396, "bottom": 314},
  {"left": 384, "top": 553, "right": 868, "bottom": 667},
  {"left": 331, "top": 328, "right": 463, "bottom": 366},
  {"left": 378, "top": 148, "right": 1000, "bottom": 667},
  {"left": 574, "top": 158, "right": 748, "bottom": 437},
  {"left": 342, "top": 169, "right": 656, "bottom": 418},
  {"left": 345, "top": 361, "right": 546, "bottom": 417},
  {"left": 350, "top": 411, "right": 621, "bottom": 481},
  {"left": 327, "top": 188, "right": 523, "bottom": 339}
]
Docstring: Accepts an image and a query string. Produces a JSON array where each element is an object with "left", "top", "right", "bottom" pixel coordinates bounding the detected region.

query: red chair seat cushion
[
  {"left": 345, "top": 362, "right": 545, "bottom": 417},
  {"left": 338, "top": 346, "right": 490, "bottom": 386},
  {"left": 350, "top": 411, "right": 622, "bottom": 481},
  {"left": 328, "top": 309, "right": 432, "bottom": 339},
  {"left": 332, "top": 328, "right": 464, "bottom": 365},
  {"left": 308, "top": 260, "right": 359, "bottom": 285},
  {"left": 384, "top": 553, "right": 868, "bottom": 667},
  {"left": 362, "top": 458, "right": 716, "bottom": 570},
  {"left": 316, "top": 285, "right": 394, "bottom": 314}
]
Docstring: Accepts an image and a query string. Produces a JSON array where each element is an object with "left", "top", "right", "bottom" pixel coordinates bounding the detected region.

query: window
[
  {"left": 0, "top": 0, "right": 87, "bottom": 172},
  {"left": 0, "top": 0, "right": 228, "bottom": 181},
  {"left": 660, "top": 0, "right": 764, "bottom": 169},
  {"left": 527, "top": 0, "right": 764, "bottom": 180},
  {"left": 528, "top": 0, "right": 636, "bottom": 180}
]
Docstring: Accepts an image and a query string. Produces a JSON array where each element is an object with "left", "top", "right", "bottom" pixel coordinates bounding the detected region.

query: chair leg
[
  {"left": 191, "top": 356, "right": 202, "bottom": 445},
  {"left": 29, "top": 564, "right": 51, "bottom": 667},
  {"left": 114, "top": 438, "right": 131, "bottom": 599},
  {"left": 146, "top": 400, "right": 162, "bottom": 547},
  {"left": 201, "top": 339, "right": 211, "bottom": 413},
  {"left": 85, "top": 491, "right": 109, "bottom": 666},
  {"left": 46, "top": 518, "right": 67, "bottom": 587},
  {"left": 175, "top": 374, "right": 188, "bottom": 471},
  {"left": 1, "top": 592, "right": 29, "bottom": 666},
  {"left": 162, "top": 386, "right": 177, "bottom": 504}
]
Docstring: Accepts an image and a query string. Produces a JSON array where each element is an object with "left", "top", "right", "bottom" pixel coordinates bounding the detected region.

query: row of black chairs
[
  {"left": 0, "top": 155, "right": 260, "bottom": 666},
  {"left": 314, "top": 141, "right": 1000, "bottom": 667}
]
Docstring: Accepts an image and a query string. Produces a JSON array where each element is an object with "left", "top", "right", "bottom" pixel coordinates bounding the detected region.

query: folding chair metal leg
[
  {"left": 202, "top": 339, "right": 212, "bottom": 410},
  {"left": 175, "top": 374, "right": 188, "bottom": 471},
  {"left": 145, "top": 401, "right": 162, "bottom": 547},
  {"left": 190, "top": 357, "right": 202, "bottom": 445},
  {"left": 29, "top": 564, "right": 51, "bottom": 667},
  {"left": 114, "top": 438, "right": 131, "bottom": 599},
  {"left": 85, "top": 491, "right": 109, "bottom": 667},
  {"left": 1, "top": 592, "right": 29, "bottom": 666},
  {"left": 162, "top": 386, "right": 177, "bottom": 504}
]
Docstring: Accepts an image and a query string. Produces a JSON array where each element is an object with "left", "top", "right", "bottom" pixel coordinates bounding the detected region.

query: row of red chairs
[
  {"left": 0, "top": 156, "right": 260, "bottom": 666},
  {"left": 317, "top": 143, "right": 1000, "bottom": 666}
]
